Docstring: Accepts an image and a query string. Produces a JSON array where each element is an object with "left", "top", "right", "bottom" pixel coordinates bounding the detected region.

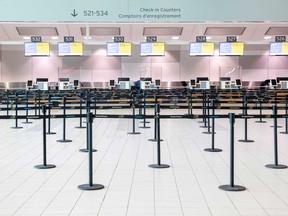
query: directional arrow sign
[{"left": 71, "top": 9, "right": 78, "bottom": 17}]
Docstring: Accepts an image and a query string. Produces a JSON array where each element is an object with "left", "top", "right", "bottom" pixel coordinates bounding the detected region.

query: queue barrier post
[
  {"left": 78, "top": 112, "right": 104, "bottom": 191},
  {"left": 280, "top": 95, "right": 288, "bottom": 134},
  {"left": 79, "top": 100, "right": 97, "bottom": 153},
  {"left": 34, "top": 105, "right": 56, "bottom": 169},
  {"left": 75, "top": 93, "right": 86, "bottom": 129},
  {"left": 46, "top": 94, "right": 56, "bottom": 135},
  {"left": 265, "top": 106, "right": 288, "bottom": 169},
  {"left": 219, "top": 113, "right": 246, "bottom": 192},
  {"left": 127, "top": 97, "right": 141, "bottom": 135},
  {"left": 204, "top": 100, "right": 222, "bottom": 152},
  {"left": 11, "top": 93, "right": 23, "bottom": 129},
  {"left": 255, "top": 98, "right": 266, "bottom": 123},
  {"left": 139, "top": 92, "right": 150, "bottom": 128},
  {"left": 149, "top": 103, "right": 170, "bottom": 169},
  {"left": 22, "top": 91, "right": 33, "bottom": 124},
  {"left": 57, "top": 96, "right": 72, "bottom": 143},
  {"left": 148, "top": 98, "right": 163, "bottom": 142}
]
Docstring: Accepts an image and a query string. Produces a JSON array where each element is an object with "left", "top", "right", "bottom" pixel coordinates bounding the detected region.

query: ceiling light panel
[
  {"left": 16, "top": 27, "right": 58, "bottom": 36},
  {"left": 143, "top": 27, "right": 183, "bottom": 36},
  {"left": 81, "top": 27, "right": 120, "bottom": 36},
  {"left": 204, "top": 27, "right": 246, "bottom": 35}
]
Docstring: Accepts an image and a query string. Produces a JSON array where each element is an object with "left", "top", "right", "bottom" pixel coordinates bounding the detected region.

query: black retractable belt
[
  {"left": 11, "top": 93, "right": 23, "bottom": 129},
  {"left": 280, "top": 95, "right": 288, "bottom": 134},
  {"left": 204, "top": 100, "right": 222, "bottom": 152},
  {"left": 219, "top": 113, "right": 246, "bottom": 192},
  {"left": 238, "top": 94, "right": 254, "bottom": 143},
  {"left": 57, "top": 96, "right": 72, "bottom": 143},
  {"left": 75, "top": 93, "right": 86, "bottom": 129},
  {"left": 79, "top": 100, "right": 97, "bottom": 153},
  {"left": 265, "top": 106, "right": 288, "bottom": 169},
  {"left": 22, "top": 90, "right": 32, "bottom": 124},
  {"left": 78, "top": 112, "right": 104, "bottom": 191},
  {"left": 127, "top": 96, "right": 141, "bottom": 135},
  {"left": 149, "top": 103, "right": 170, "bottom": 169},
  {"left": 203, "top": 96, "right": 213, "bottom": 134},
  {"left": 34, "top": 105, "right": 56, "bottom": 169}
]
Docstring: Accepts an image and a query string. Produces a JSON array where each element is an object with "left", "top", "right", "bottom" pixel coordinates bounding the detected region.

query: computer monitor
[
  {"left": 190, "top": 79, "right": 196, "bottom": 87},
  {"left": 235, "top": 79, "right": 242, "bottom": 87},
  {"left": 196, "top": 77, "right": 209, "bottom": 83},
  {"left": 109, "top": 80, "right": 115, "bottom": 87},
  {"left": 271, "top": 79, "right": 277, "bottom": 86},
  {"left": 155, "top": 79, "right": 161, "bottom": 87},
  {"left": 73, "top": 80, "right": 79, "bottom": 87},
  {"left": 27, "top": 80, "right": 33, "bottom": 87}
]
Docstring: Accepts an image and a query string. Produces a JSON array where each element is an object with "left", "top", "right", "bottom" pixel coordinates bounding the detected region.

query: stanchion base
[
  {"left": 148, "top": 138, "right": 163, "bottom": 142},
  {"left": 75, "top": 126, "right": 86, "bottom": 129},
  {"left": 127, "top": 132, "right": 141, "bottom": 135},
  {"left": 255, "top": 121, "right": 267, "bottom": 123},
  {"left": 22, "top": 121, "right": 33, "bottom": 124},
  {"left": 57, "top": 139, "right": 72, "bottom": 143},
  {"left": 78, "top": 184, "right": 104, "bottom": 191},
  {"left": 200, "top": 126, "right": 211, "bottom": 128},
  {"left": 219, "top": 185, "right": 246, "bottom": 192},
  {"left": 149, "top": 164, "right": 170, "bottom": 169},
  {"left": 139, "top": 126, "right": 151, "bottom": 129},
  {"left": 11, "top": 127, "right": 23, "bottom": 129},
  {"left": 280, "top": 131, "right": 288, "bottom": 134},
  {"left": 238, "top": 139, "right": 254, "bottom": 143},
  {"left": 270, "top": 125, "right": 283, "bottom": 128},
  {"left": 34, "top": 164, "right": 56, "bottom": 169},
  {"left": 79, "top": 148, "right": 97, "bottom": 153},
  {"left": 204, "top": 148, "right": 222, "bottom": 152},
  {"left": 140, "top": 121, "right": 150, "bottom": 124},
  {"left": 46, "top": 132, "right": 56, "bottom": 135},
  {"left": 202, "top": 131, "right": 216, "bottom": 134},
  {"left": 265, "top": 164, "right": 288, "bottom": 169}
]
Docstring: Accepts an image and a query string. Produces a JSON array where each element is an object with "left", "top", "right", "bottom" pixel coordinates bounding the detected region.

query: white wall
[{"left": 0, "top": 44, "right": 288, "bottom": 82}]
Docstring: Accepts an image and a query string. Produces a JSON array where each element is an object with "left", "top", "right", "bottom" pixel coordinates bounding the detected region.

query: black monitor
[
  {"left": 118, "top": 77, "right": 130, "bottom": 82},
  {"left": 140, "top": 77, "right": 152, "bottom": 81},
  {"left": 109, "top": 80, "right": 115, "bottom": 86},
  {"left": 190, "top": 79, "right": 196, "bottom": 86},
  {"left": 155, "top": 79, "right": 161, "bottom": 86},
  {"left": 196, "top": 77, "right": 209, "bottom": 83},
  {"left": 220, "top": 77, "right": 231, "bottom": 81},
  {"left": 59, "top": 78, "right": 69, "bottom": 82},
  {"left": 271, "top": 79, "right": 277, "bottom": 86},
  {"left": 36, "top": 78, "right": 48, "bottom": 83},
  {"left": 27, "top": 80, "right": 33, "bottom": 87},
  {"left": 73, "top": 80, "right": 79, "bottom": 86},
  {"left": 276, "top": 77, "right": 288, "bottom": 83},
  {"left": 235, "top": 79, "right": 242, "bottom": 86}
]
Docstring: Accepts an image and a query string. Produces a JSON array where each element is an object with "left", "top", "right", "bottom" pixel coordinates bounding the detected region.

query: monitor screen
[
  {"left": 190, "top": 79, "right": 196, "bottom": 86},
  {"left": 270, "top": 42, "right": 288, "bottom": 56},
  {"left": 107, "top": 42, "right": 132, "bottom": 56},
  {"left": 271, "top": 79, "right": 277, "bottom": 86},
  {"left": 235, "top": 79, "right": 242, "bottom": 86},
  {"left": 140, "top": 77, "right": 152, "bottom": 81},
  {"left": 25, "top": 42, "right": 50, "bottom": 56},
  {"left": 109, "top": 80, "right": 115, "bottom": 86},
  {"left": 36, "top": 78, "right": 48, "bottom": 82},
  {"left": 73, "top": 80, "right": 79, "bottom": 86},
  {"left": 219, "top": 42, "right": 244, "bottom": 56},
  {"left": 220, "top": 77, "right": 231, "bottom": 81},
  {"left": 196, "top": 77, "right": 209, "bottom": 83},
  {"left": 27, "top": 80, "right": 33, "bottom": 87},
  {"left": 189, "top": 42, "right": 215, "bottom": 56},
  {"left": 58, "top": 42, "right": 83, "bottom": 56},
  {"left": 155, "top": 79, "right": 161, "bottom": 86},
  {"left": 140, "top": 42, "right": 165, "bottom": 56},
  {"left": 118, "top": 77, "right": 130, "bottom": 82}
]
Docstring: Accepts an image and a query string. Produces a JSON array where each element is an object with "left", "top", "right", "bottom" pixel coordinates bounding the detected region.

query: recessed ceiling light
[
  {"left": 84, "top": 36, "right": 92, "bottom": 40},
  {"left": 23, "top": 36, "right": 30, "bottom": 40},
  {"left": 172, "top": 36, "right": 179, "bottom": 40},
  {"left": 206, "top": 36, "right": 212, "bottom": 40},
  {"left": 51, "top": 36, "right": 58, "bottom": 40},
  {"left": 264, "top": 36, "right": 272, "bottom": 39}
]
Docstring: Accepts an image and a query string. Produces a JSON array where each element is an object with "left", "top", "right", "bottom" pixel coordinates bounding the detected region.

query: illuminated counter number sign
[{"left": 84, "top": 10, "right": 108, "bottom": 16}]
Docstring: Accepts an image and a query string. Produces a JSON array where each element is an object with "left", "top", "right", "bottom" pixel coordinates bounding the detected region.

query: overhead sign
[{"left": 0, "top": 0, "right": 287, "bottom": 22}]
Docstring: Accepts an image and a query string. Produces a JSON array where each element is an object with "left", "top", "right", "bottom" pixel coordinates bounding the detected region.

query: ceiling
[{"left": 0, "top": 22, "right": 288, "bottom": 45}]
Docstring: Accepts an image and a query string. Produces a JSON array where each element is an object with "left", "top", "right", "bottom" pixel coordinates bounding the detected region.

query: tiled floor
[{"left": 1, "top": 108, "right": 288, "bottom": 215}]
